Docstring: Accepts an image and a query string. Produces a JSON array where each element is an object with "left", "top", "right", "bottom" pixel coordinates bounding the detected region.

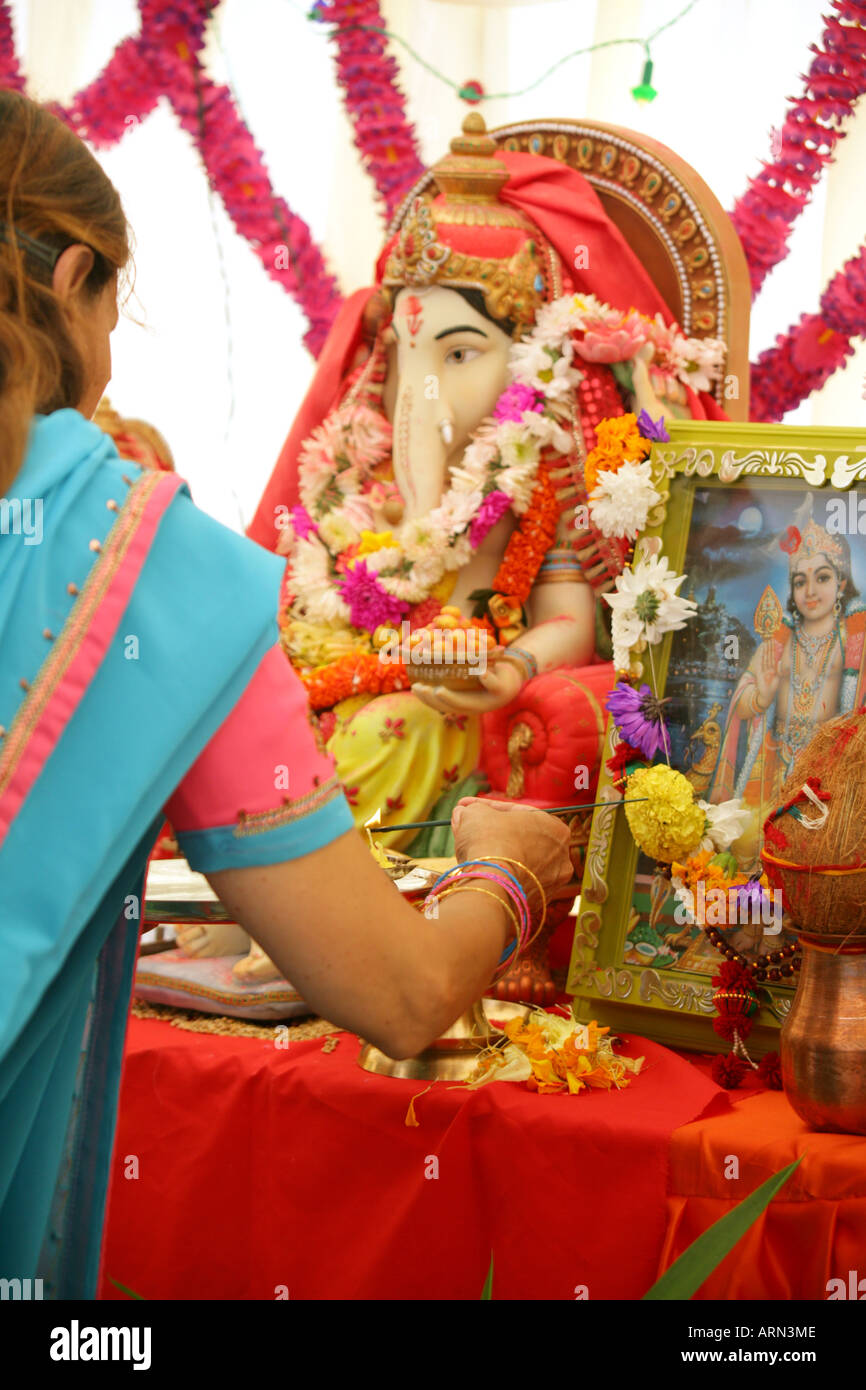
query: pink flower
[
  {"left": 493, "top": 382, "right": 544, "bottom": 422},
  {"left": 337, "top": 558, "right": 409, "bottom": 631},
  {"left": 343, "top": 404, "right": 392, "bottom": 469},
  {"left": 577, "top": 321, "right": 645, "bottom": 363},
  {"left": 290, "top": 505, "right": 317, "bottom": 540},
  {"left": 469, "top": 490, "right": 511, "bottom": 547}
]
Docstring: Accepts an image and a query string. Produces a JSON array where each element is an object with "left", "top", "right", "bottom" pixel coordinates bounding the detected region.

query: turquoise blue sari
[{"left": 0, "top": 410, "right": 287, "bottom": 1297}]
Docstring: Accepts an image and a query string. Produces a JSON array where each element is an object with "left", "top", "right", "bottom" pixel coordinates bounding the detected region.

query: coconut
[{"left": 761, "top": 708, "right": 866, "bottom": 937}]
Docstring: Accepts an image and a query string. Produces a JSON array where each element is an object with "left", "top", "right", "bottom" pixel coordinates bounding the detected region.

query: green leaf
[
  {"left": 481, "top": 1253, "right": 494, "bottom": 1300},
  {"left": 643, "top": 1157, "right": 802, "bottom": 1300},
  {"left": 107, "top": 1276, "right": 145, "bottom": 1301}
]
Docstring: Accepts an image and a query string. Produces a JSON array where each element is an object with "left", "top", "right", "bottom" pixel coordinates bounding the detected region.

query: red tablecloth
[
  {"left": 101, "top": 1017, "right": 866, "bottom": 1301},
  {"left": 100, "top": 1018, "right": 726, "bottom": 1301}
]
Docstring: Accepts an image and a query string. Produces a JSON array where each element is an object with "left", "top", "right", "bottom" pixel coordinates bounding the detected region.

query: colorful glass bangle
[{"left": 503, "top": 645, "right": 539, "bottom": 682}]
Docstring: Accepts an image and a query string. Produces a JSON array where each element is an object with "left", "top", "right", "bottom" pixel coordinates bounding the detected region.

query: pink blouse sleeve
[{"left": 164, "top": 644, "right": 354, "bottom": 871}]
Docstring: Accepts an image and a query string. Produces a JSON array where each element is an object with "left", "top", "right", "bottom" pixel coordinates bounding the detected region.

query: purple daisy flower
[
  {"left": 731, "top": 879, "right": 771, "bottom": 924},
  {"left": 290, "top": 504, "right": 317, "bottom": 540},
  {"left": 469, "top": 490, "right": 511, "bottom": 547},
  {"left": 337, "top": 559, "right": 409, "bottom": 632},
  {"left": 493, "top": 381, "right": 544, "bottom": 423},
  {"left": 637, "top": 409, "right": 670, "bottom": 443},
  {"left": 605, "top": 681, "right": 671, "bottom": 760}
]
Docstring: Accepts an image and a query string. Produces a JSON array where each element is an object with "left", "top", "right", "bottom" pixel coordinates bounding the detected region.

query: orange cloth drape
[{"left": 658, "top": 1084, "right": 866, "bottom": 1299}]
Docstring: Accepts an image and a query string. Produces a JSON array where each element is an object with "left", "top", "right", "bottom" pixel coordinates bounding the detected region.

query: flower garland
[
  {"left": 749, "top": 241, "right": 866, "bottom": 423},
  {"left": 468, "top": 1009, "right": 644, "bottom": 1096},
  {"left": 0, "top": 0, "right": 23, "bottom": 90},
  {"left": 310, "top": 0, "right": 426, "bottom": 219},
  {"left": 0, "top": 0, "right": 343, "bottom": 355},
  {"left": 730, "top": 0, "right": 866, "bottom": 298},
  {"left": 280, "top": 293, "right": 724, "bottom": 707}
]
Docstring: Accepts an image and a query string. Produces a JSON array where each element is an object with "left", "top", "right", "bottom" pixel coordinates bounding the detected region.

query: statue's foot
[
  {"left": 233, "top": 940, "right": 283, "bottom": 984},
  {"left": 175, "top": 922, "right": 251, "bottom": 958}
]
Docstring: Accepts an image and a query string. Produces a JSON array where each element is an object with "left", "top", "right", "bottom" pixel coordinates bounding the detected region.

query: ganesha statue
[{"left": 178, "top": 113, "right": 729, "bottom": 982}]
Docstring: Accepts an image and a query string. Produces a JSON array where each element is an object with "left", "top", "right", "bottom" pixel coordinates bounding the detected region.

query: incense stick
[{"left": 369, "top": 797, "right": 646, "bottom": 835}]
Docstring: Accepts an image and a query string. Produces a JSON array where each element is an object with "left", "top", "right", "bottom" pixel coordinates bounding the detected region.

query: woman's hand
[
  {"left": 451, "top": 795, "right": 576, "bottom": 919},
  {"left": 411, "top": 657, "right": 523, "bottom": 715}
]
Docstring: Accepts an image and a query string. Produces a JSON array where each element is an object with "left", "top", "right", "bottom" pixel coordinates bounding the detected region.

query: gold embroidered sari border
[
  {"left": 234, "top": 773, "right": 344, "bottom": 838},
  {"left": 0, "top": 469, "right": 165, "bottom": 802}
]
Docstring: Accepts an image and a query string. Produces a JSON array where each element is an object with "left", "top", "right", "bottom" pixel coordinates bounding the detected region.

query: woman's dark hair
[
  {"left": 0, "top": 89, "right": 130, "bottom": 492},
  {"left": 786, "top": 531, "right": 860, "bottom": 617}
]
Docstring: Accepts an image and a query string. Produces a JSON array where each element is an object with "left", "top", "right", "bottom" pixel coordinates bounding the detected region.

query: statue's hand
[
  {"left": 411, "top": 659, "right": 523, "bottom": 715},
  {"left": 629, "top": 342, "right": 686, "bottom": 420}
]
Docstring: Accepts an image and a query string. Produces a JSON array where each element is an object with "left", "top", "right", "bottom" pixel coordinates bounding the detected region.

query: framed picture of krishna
[{"left": 568, "top": 419, "right": 866, "bottom": 1055}]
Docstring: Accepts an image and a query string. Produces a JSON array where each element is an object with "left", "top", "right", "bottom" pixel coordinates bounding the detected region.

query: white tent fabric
[{"left": 10, "top": 0, "right": 866, "bottom": 528}]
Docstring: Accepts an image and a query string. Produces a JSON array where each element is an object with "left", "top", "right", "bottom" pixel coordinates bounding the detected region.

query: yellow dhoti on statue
[{"left": 326, "top": 691, "right": 482, "bottom": 852}]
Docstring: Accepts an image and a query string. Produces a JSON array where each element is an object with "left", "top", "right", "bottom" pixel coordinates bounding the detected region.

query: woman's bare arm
[
  {"left": 207, "top": 798, "right": 573, "bottom": 1058},
  {"left": 206, "top": 828, "right": 510, "bottom": 1059}
]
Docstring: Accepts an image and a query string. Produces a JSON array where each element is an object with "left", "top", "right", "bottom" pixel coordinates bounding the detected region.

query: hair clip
[{"left": 0, "top": 219, "right": 62, "bottom": 269}]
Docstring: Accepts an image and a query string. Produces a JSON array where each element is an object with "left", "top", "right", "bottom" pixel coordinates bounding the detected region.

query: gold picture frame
[{"left": 567, "top": 419, "right": 866, "bottom": 1053}]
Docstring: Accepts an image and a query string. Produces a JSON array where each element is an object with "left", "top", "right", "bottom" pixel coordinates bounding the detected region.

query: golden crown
[
  {"left": 790, "top": 519, "right": 847, "bottom": 571},
  {"left": 382, "top": 114, "right": 545, "bottom": 335}
]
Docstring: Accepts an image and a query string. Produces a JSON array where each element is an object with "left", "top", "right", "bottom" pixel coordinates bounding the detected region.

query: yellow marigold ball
[{"left": 624, "top": 764, "right": 706, "bottom": 863}]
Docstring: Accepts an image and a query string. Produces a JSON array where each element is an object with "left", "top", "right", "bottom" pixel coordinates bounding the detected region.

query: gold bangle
[
  {"left": 748, "top": 683, "right": 769, "bottom": 714},
  {"left": 533, "top": 571, "right": 589, "bottom": 585},
  {"left": 483, "top": 855, "right": 548, "bottom": 940},
  {"left": 435, "top": 883, "right": 520, "bottom": 948}
]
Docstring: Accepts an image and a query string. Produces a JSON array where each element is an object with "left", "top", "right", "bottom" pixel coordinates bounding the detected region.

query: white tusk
[{"left": 438, "top": 419, "right": 454, "bottom": 446}]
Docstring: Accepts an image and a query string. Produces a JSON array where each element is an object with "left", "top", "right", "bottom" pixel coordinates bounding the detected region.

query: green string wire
[{"left": 289, "top": 0, "right": 704, "bottom": 103}]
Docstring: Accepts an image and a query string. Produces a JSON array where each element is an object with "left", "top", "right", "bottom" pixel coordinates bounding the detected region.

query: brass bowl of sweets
[{"left": 398, "top": 607, "right": 501, "bottom": 691}]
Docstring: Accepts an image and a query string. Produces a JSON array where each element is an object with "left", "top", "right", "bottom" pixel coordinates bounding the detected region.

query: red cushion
[{"left": 480, "top": 662, "right": 614, "bottom": 803}]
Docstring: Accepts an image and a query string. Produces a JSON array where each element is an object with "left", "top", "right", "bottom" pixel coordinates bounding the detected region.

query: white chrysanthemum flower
[
  {"left": 589, "top": 459, "right": 661, "bottom": 541},
  {"left": 318, "top": 512, "right": 360, "bottom": 555},
  {"left": 431, "top": 488, "right": 483, "bottom": 533},
  {"left": 508, "top": 336, "right": 551, "bottom": 384},
  {"left": 534, "top": 295, "right": 583, "bottom": 342},
  {"left": 341, "top": 492, "right": 375, "bottom": 532},
  {"left": 497, "top": 461, "right": 538, "bottom": 514},
  {"left": 539, "top": 352, "right": 582, "bottom": 401},
  {"left": 291, "top": 537, "right": 350, "bottom": 624},
  {"left": 497, "top": 421, "right": 540, "bottom": 472},
  {"left": 442, "top": 533, "right": 472, "bottom": 571},
  {"left": 605, "top": 553, "right": 697, "bottom": 654},
  {"left": 672, "top": 335, "right": 726, "bottom": 393},
  {"left": 382, "top": 571, "right": 431, "bottom": 603},
  {"left": 357, "top": 544, "right": 402, "bottom": 574},
  {"left": 399, "top": 516, "right": 450, "bottom": 561},
  {"left": 459, "top": 437, "right": 499, "bottom": 480},
  {"left": 698, "top": 798, "right": 752, "bottom": 853},
  {"left": 521, "top": 410, "right": 573, "bottom": 455}
]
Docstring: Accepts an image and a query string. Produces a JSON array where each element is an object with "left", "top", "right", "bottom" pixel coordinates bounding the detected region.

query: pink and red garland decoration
[
  {"left": 731, "top": 0, "right": 866, "bottom": 300},
  {"left": 310, "top": 0, "right": 426, "bottom": 220},
  {"left": 750, "top": 241, "right": 866, "bottom": 421},
  {"left": 0, "top": 0, "right": 342, "bottom": 354},
  {"left": 0, "top": 0, "right": 23, "bottom": 91}
]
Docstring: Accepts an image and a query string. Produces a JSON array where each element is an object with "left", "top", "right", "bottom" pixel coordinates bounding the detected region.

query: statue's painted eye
[{"left": 445, "top": 346, "right": 481, "bottom": 366}]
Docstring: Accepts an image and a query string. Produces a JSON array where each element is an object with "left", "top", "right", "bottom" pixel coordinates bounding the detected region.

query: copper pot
[{"left": 781, "top": 933, "right": 866, "bottom": 1134}]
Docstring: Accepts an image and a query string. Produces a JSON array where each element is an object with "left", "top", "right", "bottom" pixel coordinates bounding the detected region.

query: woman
[{"left": 0, "top": 91, "right": 572, "bottom": 1298}]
